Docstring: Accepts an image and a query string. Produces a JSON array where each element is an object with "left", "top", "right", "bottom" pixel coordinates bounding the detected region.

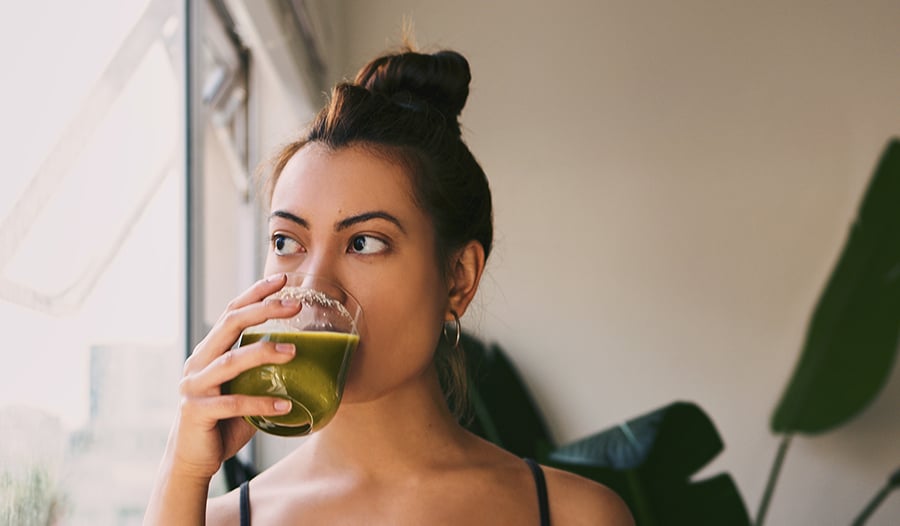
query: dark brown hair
[{"left": 263, "top": 48, "right": 493, "bottom": 421}]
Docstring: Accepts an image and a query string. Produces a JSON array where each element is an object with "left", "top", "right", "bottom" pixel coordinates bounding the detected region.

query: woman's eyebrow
[
  {"left": 336, "top": 211, "right": 406, "bottom": 234},
  {"left": 269, "top": 210, "right": 308, "bottom": 228}
]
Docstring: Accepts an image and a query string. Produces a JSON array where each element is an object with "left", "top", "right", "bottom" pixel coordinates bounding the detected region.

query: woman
[{"left": 145, "top": 47, "right": 633, "bottom": 525}]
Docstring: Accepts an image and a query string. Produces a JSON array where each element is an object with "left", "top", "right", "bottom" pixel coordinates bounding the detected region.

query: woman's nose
[
  {"left": 294, "top": 249, "right": 332, "bottom": 279},
  {"left": 292, "top": 252, "right": 348, "bottom": 303}
]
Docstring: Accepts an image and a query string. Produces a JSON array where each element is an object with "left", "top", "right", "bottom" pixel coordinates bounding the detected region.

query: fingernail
[
  {"left": 275, "top": 343, "right": 295, "bottom": 354},
  {"left": 265, "top": 273, "right": 284, "bottom": 283},
  {"left": 281, "top": 298, "right": 300, "bottom": 307},
  {"left": 274, "top": 399, "right": 291, "bottom": 412}
]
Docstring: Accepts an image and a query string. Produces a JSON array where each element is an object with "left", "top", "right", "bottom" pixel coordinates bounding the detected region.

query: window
[{"left": 1, "top": 1, "right": 188, "bottom": 524}]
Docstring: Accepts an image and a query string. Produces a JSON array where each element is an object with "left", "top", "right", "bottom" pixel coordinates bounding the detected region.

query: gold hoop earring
[{"left": 443, "top": 310, "right": 461, "bottom": 350}]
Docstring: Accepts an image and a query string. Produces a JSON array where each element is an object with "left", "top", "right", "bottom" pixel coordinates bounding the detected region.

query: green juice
[{"left": 224, "top": 331, "right": 359, "bottom": 436}]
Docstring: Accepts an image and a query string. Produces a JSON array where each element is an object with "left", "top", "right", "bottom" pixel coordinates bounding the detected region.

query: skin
[{"left": 144, "top": 143, "right": 634, "bottom": 525}]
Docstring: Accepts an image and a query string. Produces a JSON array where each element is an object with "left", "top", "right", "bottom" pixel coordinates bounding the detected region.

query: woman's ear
[{"left": 446, "top": 240, "right": 486, "bottom": 319}]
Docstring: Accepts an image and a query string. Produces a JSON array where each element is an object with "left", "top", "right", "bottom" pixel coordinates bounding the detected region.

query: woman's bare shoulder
[
  {"left": 543, "top": 465, "right": 635, "bottom": 526},
  {"left": 206, "top": 486, "right": 240, "bottom": 526}
]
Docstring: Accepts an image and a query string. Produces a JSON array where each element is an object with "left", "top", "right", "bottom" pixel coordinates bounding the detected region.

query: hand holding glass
[{"left": 224, "top": 273, "right": 363, "bottom": 437}]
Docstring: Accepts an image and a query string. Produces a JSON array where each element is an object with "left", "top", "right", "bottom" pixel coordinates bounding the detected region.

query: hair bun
[{"left": 354, "top": 50, "right": 471, "bottom": 123}]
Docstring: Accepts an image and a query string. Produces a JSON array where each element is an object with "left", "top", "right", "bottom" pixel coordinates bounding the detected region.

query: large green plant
[
  {"left": 463, "top": 333, "right": 751, "bottom": 525},
  {"left": 756, "top": 138, "right": 900, "bottom": 525}
]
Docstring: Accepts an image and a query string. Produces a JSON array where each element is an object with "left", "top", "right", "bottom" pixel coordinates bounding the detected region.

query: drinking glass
[{"left": 224, "top": 273, "right": 364, "bottom": 436}]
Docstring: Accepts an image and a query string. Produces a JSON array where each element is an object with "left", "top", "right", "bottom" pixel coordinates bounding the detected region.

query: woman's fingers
[
  {"left": 180, "top": 341, "right": 296, "bottom": 395},
  {"left": 226, "top": 273, "right": 287, "bottom": 311},
  {"left": 186, "top": 275, "right": 301, "bottom": 371},
  {"left": 180, "top": 393, "right": 293, "bottom": 424},
  {"left": 191, "top": 297, "right": 300, "bottom": 367}
]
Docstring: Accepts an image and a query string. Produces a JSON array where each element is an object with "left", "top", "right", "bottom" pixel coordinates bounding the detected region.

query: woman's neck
[{"left": 287, "top": 364, "right": 474, "bottom": 480}]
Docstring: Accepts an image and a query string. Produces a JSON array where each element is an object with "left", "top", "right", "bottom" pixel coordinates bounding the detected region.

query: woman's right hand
[{"left": 163, "top": 273, "right": 301, "bottom": 482}]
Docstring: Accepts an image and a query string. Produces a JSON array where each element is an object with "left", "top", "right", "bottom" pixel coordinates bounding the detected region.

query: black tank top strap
[
  {"left": 239, "top": 480, "right": 251, "bottom": 526},
  {"left": 524, "top": 458, "right": 551, "bottom": 526},
  {"left": 238, "top": 461, "right": 548, "bottom": 525}
]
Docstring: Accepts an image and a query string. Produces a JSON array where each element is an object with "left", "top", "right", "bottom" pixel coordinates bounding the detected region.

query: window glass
[{"left": 0, "top": 1, "right": 185, "bottom": 524}]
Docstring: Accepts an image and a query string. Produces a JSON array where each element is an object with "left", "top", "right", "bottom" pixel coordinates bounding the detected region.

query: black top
[{"left": 239, "top": 457, "right": 550, "bottom": 525}]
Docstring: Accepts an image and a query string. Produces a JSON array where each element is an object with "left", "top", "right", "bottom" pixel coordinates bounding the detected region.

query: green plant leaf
[
  {"left": 464, "top": 337, "right": 749, "bottom": 525},
  {"left": 771, "top": 138, "right": 900, "bottom": 434},
  {"left": 463, "top": 332, "right": 555, "bottom": 458},
  {"left": 547, "top": 402, "right": 751, "bottom": 526}
]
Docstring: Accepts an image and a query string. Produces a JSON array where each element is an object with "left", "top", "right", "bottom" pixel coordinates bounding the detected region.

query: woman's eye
[
  {"left": 272, "top": 234, "right": 303, "bottom": 255},
  {"left": 349, "top": 235, "right": 388, "bottom": 255}
]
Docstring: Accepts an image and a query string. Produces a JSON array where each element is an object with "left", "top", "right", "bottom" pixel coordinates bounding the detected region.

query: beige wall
[{"left": 336, "top": 1, "right": 900, "bottom": 524}]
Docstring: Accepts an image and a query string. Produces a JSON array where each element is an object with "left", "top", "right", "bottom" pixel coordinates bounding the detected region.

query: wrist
[
  {"left": 165, "top": 458, "right": 217, "bottom": 487},
  {"left": 144, "top": 460, "right": 212, "bottom": 526}
]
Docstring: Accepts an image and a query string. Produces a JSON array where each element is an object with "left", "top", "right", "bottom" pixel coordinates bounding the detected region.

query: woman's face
[{"left": 264, "top": 143, "right": 448, "bottom": 403}]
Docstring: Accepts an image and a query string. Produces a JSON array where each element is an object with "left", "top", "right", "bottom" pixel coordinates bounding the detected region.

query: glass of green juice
[{"left": 224, "top": 273, "right": 364, "bottom": 437}]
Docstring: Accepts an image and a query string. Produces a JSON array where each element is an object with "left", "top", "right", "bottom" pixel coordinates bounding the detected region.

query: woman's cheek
[{"left": 341, "top": 292, "right": 443, "bottom": 402}]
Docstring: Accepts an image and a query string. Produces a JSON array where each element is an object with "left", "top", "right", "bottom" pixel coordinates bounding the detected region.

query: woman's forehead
[{"left": 271, "top": 143, "right": 418, "bottom": 213}]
